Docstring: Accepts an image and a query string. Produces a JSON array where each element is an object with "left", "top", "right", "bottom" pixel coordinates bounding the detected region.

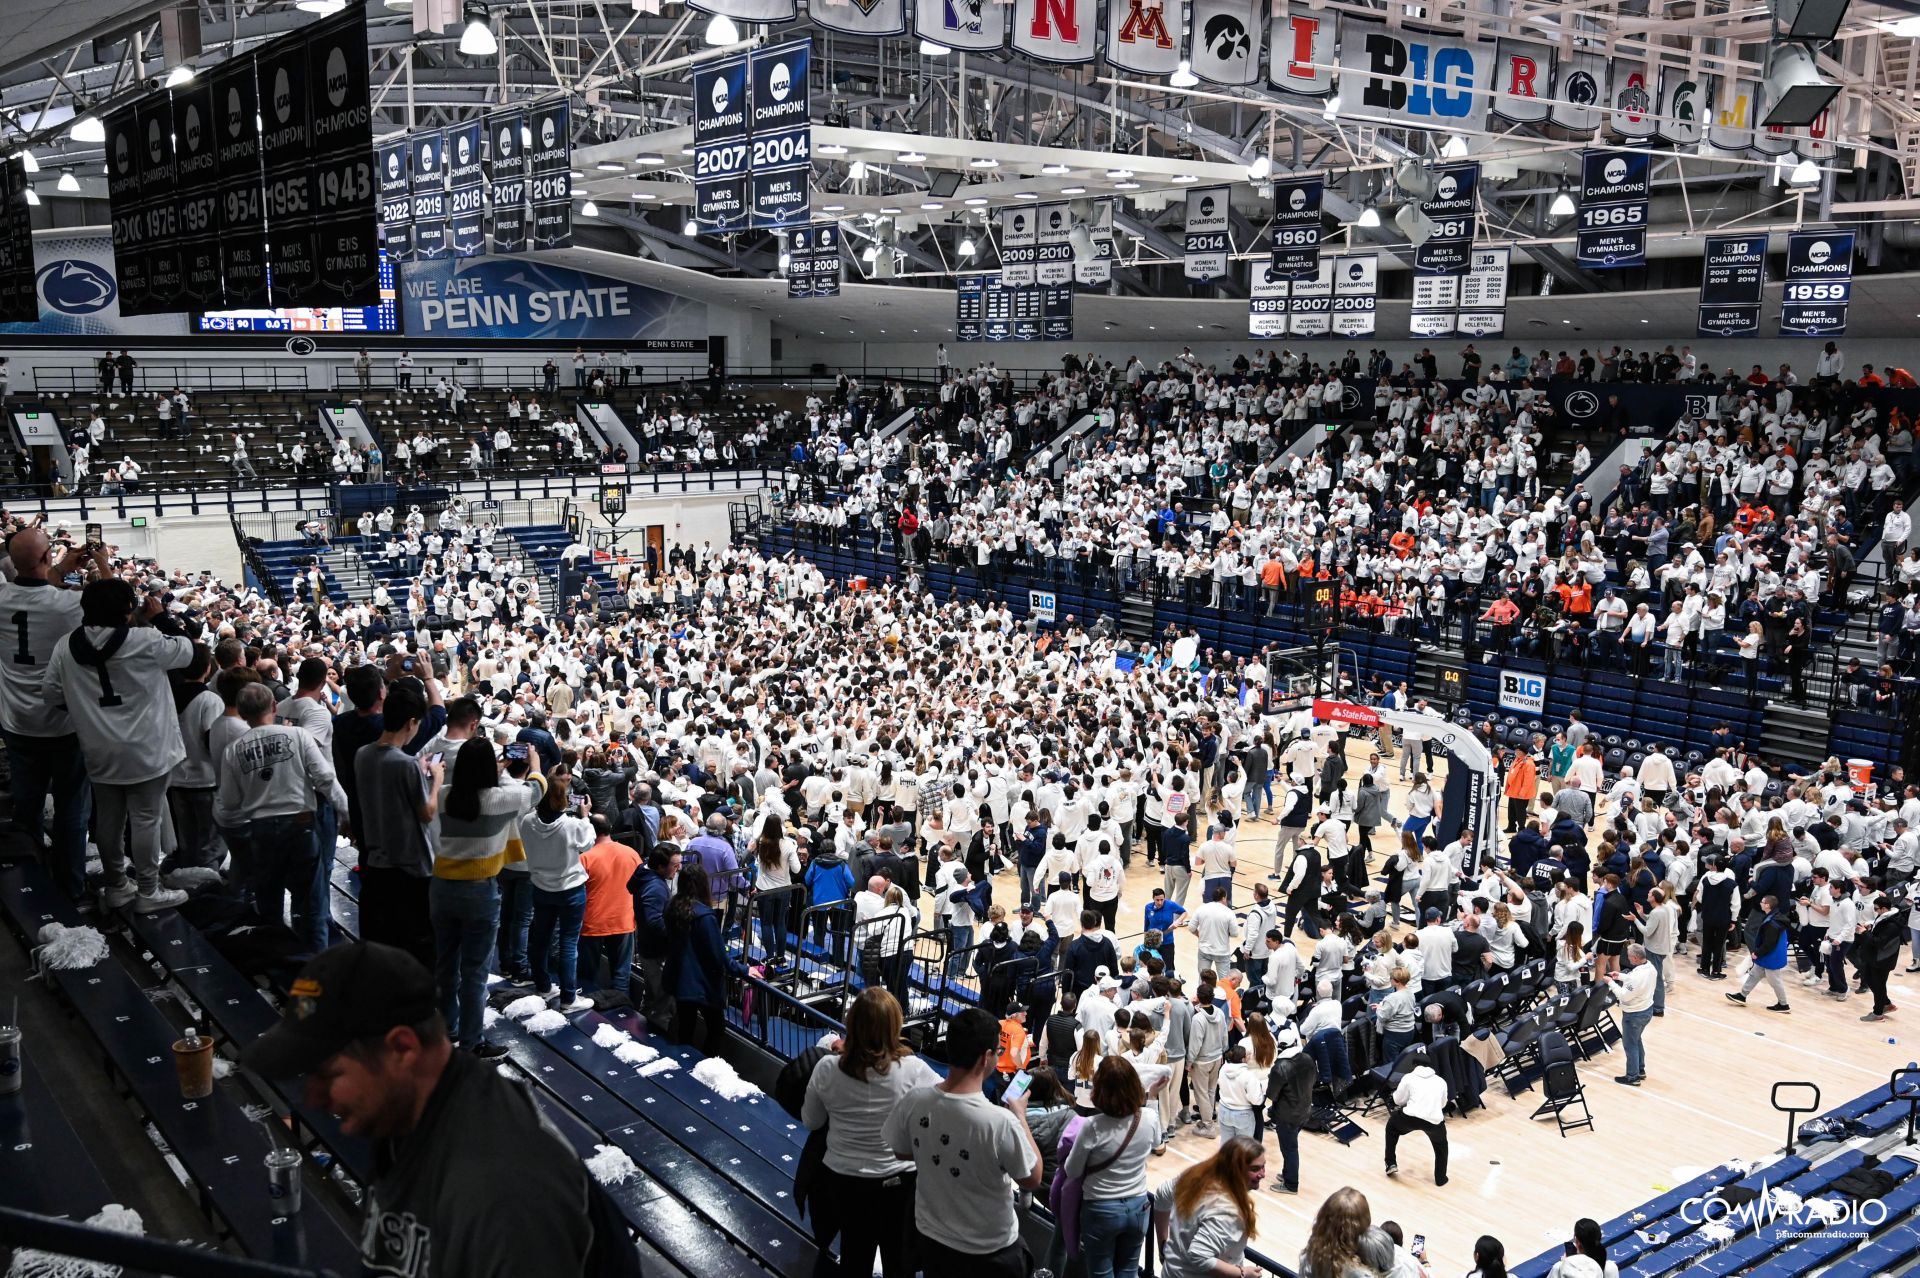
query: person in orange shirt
[
  {"left": 1480, "top": 595, "right": 1521, "bottom": 652},
  {"left": 578, "top": 817, "right": 641, "bottom": 993},
  {"left": 1503, "top": 747, "right": 1538, "bottom": 834},
  {"left": 996, "top": 1008, "right": 1032, "bottom": 1076},
  {"left": 1860, "top": 364, "right": 1887, "bottom": 388},
  {"left": 1261, "top": 555, "right": 1287, "bottom": 616}
]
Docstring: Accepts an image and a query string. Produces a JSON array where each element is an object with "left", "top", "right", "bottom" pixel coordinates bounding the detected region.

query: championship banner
[
  {"left": 171, "top": 83, "right": 222, "bottom": 311},
  {"left": 913, "top": 0, "right": 1009, "bottom": 53},
  {"left": 135, "top": 94, "right": 182, "bottom": 316},
  {"left": 1416, "top": 162, "right": 1477, "bottom": 275},
  {"left": 410, "top": 129, "right": 448, "bottom": 260},
  {"left": 1287, "top": 256, "right": 1333, "bottom": 336},
  {"left": 1190, "top": 0, "right": 1261, "bottom": 86},
  {"left": 999, "top": 206, "right": 1037, "bottom": 286},
  {"left": 1105, "top": 0, "right": 1179, "bottom": 74},
  {"left": 692, "top": 54, "right": 749, "bottom": 233},
  {"left": 956, "top": 272, "right": 1073, "bottom": 341},
  {"left": 1249, "top": 262, "right": 1288, "bottom": 338},
  {"left": 748, "top": 39, "right": 812, "bottom": 229},
  {"left": 1074, "top": 200, "right": 1114, "bottom": 287},
  {"left": 1183, "top": 185, "right": 1230, "bottom": 281},
  {"left": 1779, "top": 230, "right": 1853, "bottom": 337},
  {"left": 0, "top": 160, "right": 35, "bottom": 323},
  {"left": 257, "top": 30, "right": 317, "bottom": 305},
  {"left": 1610, "top": 62, "right": 1655, "bottom": 140},
  {"left": 1410, "top": 275, "right": 1458, "bottom": 337},
  {"left": 787, "top": 221, "right": 841, "bottom": 297},
  {"left": 1708, "top": 79, "right": 1758, "bottom": 153},
  {"left": 445, "top": 121, "right": 485, "bottom": 256},
  {"left": 1035, "top": 203, "right": 1074, "bottom": 286},
  {"left": 211, "top": 57, "right": 270, "bottom": 307},
  {"left": 1012, "top": 0, "right": 1097, "bottom": 63},
  {"left": 786, "top": 225, "right": 811, "bottom": 297},
  {"left": 810, "top": 0, "right": 905, "bottom": 37},
  {"left": 1331, "top": 253, "right": 1378, "bottom": 337},
  {"left": 1697, "top": 233, "right": 1765, "bottom": 337},
  {"left": 378, "top": 139, "right": 412, "bottom": 261},
  {"left": 528, "top": 100, "right": 573, "bottom": 250},
  {"left": 1268, "top": 177, "right": 1322, "bottom": 278},
  {"left": 485, "top": 109, "right": 529, "bottom": 253},
  {"left": 1457, "top": 245, "right": 1509, "bottom": 337},
  {"left": 303, "top": 9, "right": 379, "bottom": 305},
  {"left": 105, "top": 105, "right": 150, "bottom": 315},
  {"left": 1268, "top": 6, "right": 1334, "bottom": 97},
  {"left": 1575, "top": 150, "right": 1648, "bottom": 269}
]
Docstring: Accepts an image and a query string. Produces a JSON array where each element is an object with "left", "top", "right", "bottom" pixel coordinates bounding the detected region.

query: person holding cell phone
[{"left": 519, "top": 765, "right": 598, "bottom": 1011}]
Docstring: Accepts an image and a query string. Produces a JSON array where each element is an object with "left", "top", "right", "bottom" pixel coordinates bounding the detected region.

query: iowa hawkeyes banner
[
  {"left": 446, "top": 122, "right": 485, "bottom": 256},
  {"left": 1268, "top": 7, "right": 1335, "bottom": 96},
  {"left": 1698, "top": 233, "right": 1765, "bottom": 337},
  {"left": 1183, "top": 185, "right": 1231, "bottom": 281},
  {"left": 378, "top": 140, "right": 412, "bottom": 262},
  {"left": 1779, "top": 230, "right": 1852, "bottom": 337},
  {"left": 411, "top": 130, "right": 448, "bottom": 260},
  {"left": 485, "top": 109, "right": 529, "bottom": 253},
  {"left": 1106, "top": 0, "right": 1179, "bottom": 74},
  {"left": 811, "top": 0, "right": 904, "bottom": 37},
  {"left": 171, "top": 82, "right": 223, "bottom": 311},
  {"left": 1268, "top": 177, "right": 1322, "bottom": 278},
  {"left": 1190, "top": 0, "right": 1260, "bottom": 86},
  {"left": 528, "top": 100, "right": 573, "bottom": 250},
  {"left": 212, "top": 56, "right": 270, "bottom": 307},
  {"left": 1575, "top": 150, "right": 1648, "bottom": 269},
  {"left": 914, "top": 0, "right": 1009, "bottom": 53},
  {"left": 1012, "top": 0, "right": 1097, "bottom": 63}
]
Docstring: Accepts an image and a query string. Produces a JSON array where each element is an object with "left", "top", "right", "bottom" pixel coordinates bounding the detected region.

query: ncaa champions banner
[
  {"left": 0, "top": 161, "right": 34, "bottom": 323},
  {"left": 136, "top": 96, "right": 181, "bottom": 316},
  {"left": 171, "top": 82, "right": 223, "bottom": 311},
  {"left": 1268, "top": 177, "right": 1322, "bottom": 278},
  {"left": 528, "top": 101, "right": 572, "bottom": 250},
  {"left": 212, "top": 57, "right": 271, "bottom": 307},
  {"left": 303, "top": 9, "right": 379, "bottom": 306},
  {"left": 748, "top": 40, "right": 812, "bottom": 230},
  {"left": 485, "top": 109, "right": 529, "bottom": 254},
  {"left": 410, "top": 129, "right": 448, "bottom": 260},
  {"left": 1249, "top": 264, "right": 1288, "bottom": 338},
  {"left": 1331, "top": 253, "right": 1377, "bottom": 337},
  {"left": 1575, "top": 150, "right": 1648, "bottom": 269},
  {"left": 1035, "top": 203, "right": 1074, "bottom": 286},
  {"left": 999, "top": 207, "right": 1037, "bottom": 286},
  {"left": 787, "top": 222, "right": 841, "bottom": 297},
  {"left": 378, "top": 140, "right": 412, "bottom": 261},
  {"left": 445, "top": 122, "right": 486, "bottom": 256},
  {"left": 257, "top": 31, "right": 317, "bottom": 303},
  {"left": 1779, "top": 230, "right": 1853, "bottom": 337},
  {"left": 1698, "top": 234, "right": 1765, "bottom": 337},
  {"left": 1183, "top": 185, "right": 1230, "bottom": 281},
  {"left": 692, "top": 55, "right": 750, "bottom": 233}
]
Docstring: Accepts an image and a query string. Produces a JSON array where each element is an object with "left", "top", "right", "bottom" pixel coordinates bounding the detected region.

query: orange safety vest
[{"left": 997, "top": 1020, "right": 1031, "bottom": 1074}]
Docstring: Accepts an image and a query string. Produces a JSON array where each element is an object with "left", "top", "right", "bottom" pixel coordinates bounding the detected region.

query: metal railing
[{"left": 732, "top": 971, "right": 847, "bottom": 1061}]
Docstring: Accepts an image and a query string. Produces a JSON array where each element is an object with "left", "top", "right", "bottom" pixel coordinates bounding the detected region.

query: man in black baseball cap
[{"left": 245, "top": 942, "right": 594, "bottom": 1278}]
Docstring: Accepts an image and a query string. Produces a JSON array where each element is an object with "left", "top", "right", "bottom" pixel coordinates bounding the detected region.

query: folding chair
[{"left": 1530, "top": 1030, "right": 1595, "bottom": 1135}]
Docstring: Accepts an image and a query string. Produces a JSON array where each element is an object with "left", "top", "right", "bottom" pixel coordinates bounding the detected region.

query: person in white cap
[{"left": 1077, "top": 967, "right": 1119, "bottom": 1038}]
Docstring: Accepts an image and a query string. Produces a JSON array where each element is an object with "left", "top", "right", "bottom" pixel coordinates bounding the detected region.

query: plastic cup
[{"left": 171, "top": 1035, "right": 215, "bottom": 1099}]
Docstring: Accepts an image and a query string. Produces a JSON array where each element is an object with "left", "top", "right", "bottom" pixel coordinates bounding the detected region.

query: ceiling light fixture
[
  {"left": 683, "top": 217, "right": 698, "bottom": 236},
  {"left": 823, "top": 202, "right": 846, "bottom": 211},
  {"left": 18, "top": 151, "right": 37, "bottom": 174},
  {"left": 165, "top": 65, "right": 196, "bottom": 88},
  {"left": 23, "top": 186, "right": 39, "bottom": 206},
  {"left": 1323, "top": 94, "right": 1341, "bottom": 120},
  {"left": 56, "top": 169, "right": 79, "bottom": 193},
  {"left": 897, "top": 150, "right": 927, "bottom": 162},
  {"left": 969, "top": 156, "right": 999, "bottom": 169},
  {"left": 458, "top": 3, "right": 498, "bottom": 56},
  {"left": 1060, "top": 186, "right": 1086, "bottom": 195},
  {"left": 295, "top": 0, "right": 346, "bottom": 12},
  {"left": 847, "top": 160, "right": 868, "bottom": 180},
  {"left": 1245, "top": 151, "right": 1271, "bottom": 181},
  {"left": 1356, "top": 204, "right": 1381, "bottom": 228},
  {"left": 816, "top": 142, "right": 848, "bottom": 156},
  {"left": 920, "top": 201, "right": 943, "bottom": 210},
  {"left": 1041, "top": 162, "right": 1070, "bottom": 176},
  {"left": 861, "top": 245, "right": 878, "bottom": 263},
  {"left": 959, "top": 233, "right": 976, "bottom": 256},
  {"left": 1547, "top": 187, "right": 1575, "bottom": 217},
  {"left": 595, "top": 161, "right": 625, "bottom": 171},
  {"left": 1106, "top": 167, "right": 1134, "bottom": 179},
  {"left": 1015, "top": 190, "right": 1039, "bottom": 199},
  {"left": 1787, "top": 158, "right": 1821, "bottom": 186},
  {"left": 1170, "top": 173, "right": 1199, "bottom": 184},
  {"left": 633, "top": 154, "right": 666, "bottom": 166},
  {"left": 1440, "top": 133, "right": 1469, "bottom": 158},
  {"left": 1113, "top": 180, "right": 1139, "bottom": 190},
  {"left": 69, "top": 117, "right": 104, "bottom": 144},
  {"left": 1169, "top": 60, "right": 1199, "bottom": 89},
  {"left": 704, "top": 13, "right": 740, "bottom": 45},
  {"left": 580, "top": 198, "right": 599, "bottom": 216},
  {"left": 964, "top": 196, "right": 989, "bottom": 206},
  {"left": 880, "top": 205, "right": 903, "bottom": 214}
]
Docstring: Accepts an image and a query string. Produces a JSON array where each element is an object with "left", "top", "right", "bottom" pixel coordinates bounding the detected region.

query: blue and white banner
[
  {"left": 400, "top": 257, "right": 708, "bottom": 340},
  {"left": 485, "top": 109, "right": 529, "bottom": 254},
  {"left": 1035, "top": 203, "right": 1074, "bottom": 286},
  {"left": 1416, "top": 162, "right": 1477, "bottom": 275},
  {"left": 1183, "top": 185, "right": 1231, "bottom": 281},
  {"left": 1331, "top": 253, "right": 1377, "bottom": 337},
  {"left": 1575, "top": 150, "right": 1648, "bottom": 268},
  {"left": 787, "top": 222, "right": 841, "bottom": 297},
  {"left": 1698, "top": 233, "right": 1766, "bottom": 337},
  {"left": 1000, "top": 206, "right": 1037, "bottom": 286},
  {"left": 956, "top": 272, "right": 1073, "bottom": 341},
  {"left": 446, "top": 122, "right": 486, "bottom": 257},
  {"left": 1268, "top": 177, "right": 1323, "bottom": 278},
  {"left": 1779, "top": 230, "right": 1853, "bottom": 337},
  {"left": 748, "top": 40, "right": 812, "bottom": 230},
  {"left": 527, "top": 100, "right": 572, "bottom": 251},
  {"left": 411, "top": 129, "right": 448, "bottom": 260},
  {"left": 0, "top": 232, "right": 189, "bottom": 335},
  {"left": 1457, "top": 245, "right": 1509, "bottom": 338},
  {"left": 1338, "top": 22, "right": 1490, "bottom": 133},
  {"left": 691, "top": 52, "right": 749, "bottom": 234}
]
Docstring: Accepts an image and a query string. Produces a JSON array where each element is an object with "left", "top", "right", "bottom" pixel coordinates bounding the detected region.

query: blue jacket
[
  {"left": 805, "top": 855, "right": 855, "bottom": 906},
  {"left": 666, "top": 903, "right": 727, "bottom": 1004},
  {"left": 628, "top": 865, "right": 673, "bottom": 960},
  {"left": 1750, "top": 911, "right": 1791, "bottom": 970},
  {"left": 1018, "top": 823, "right": 1051, "bottom": 869}
]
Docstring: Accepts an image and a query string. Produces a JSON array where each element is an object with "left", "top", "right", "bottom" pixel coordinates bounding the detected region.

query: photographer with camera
[{"left": 520, "top": 764, "right": 599, "bottom": 1011}]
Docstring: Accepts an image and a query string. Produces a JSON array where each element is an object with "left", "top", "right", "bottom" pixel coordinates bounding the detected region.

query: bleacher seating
[{"left": 244, "top": 537, "right": 349, "bottom": 606}]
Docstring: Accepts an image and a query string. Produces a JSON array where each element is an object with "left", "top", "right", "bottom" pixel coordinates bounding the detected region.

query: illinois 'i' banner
[
  {"left": 1574, "top": 149, "right": 1648, "bottom": 268},
  {"left": 1697, "top": 233, "right": 1765, "bottom": 337},
  {"left": 1779, "top": 230, "right": 1852, "bottom": 337},
  {"left": 1183, "top": 185, "right": 1231, "bottom": 281},
  {"left": 1268, "top": 177, "right": 1322, "bottom": 277}
]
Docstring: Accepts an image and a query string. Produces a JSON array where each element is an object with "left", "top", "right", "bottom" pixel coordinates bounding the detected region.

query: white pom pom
[
  {"left": 592, "top": 1023, "right": 632, "bottom": 1050},
  {"left": 161, "top": 867, "right": 225, "bottom": 891},
  {"left": 613, "top": 1041, "right": 659, "bottom": 1067},
  {"left": 585, "top": 1144, "right": 639, "bottom": 1186},
  {"left": 637, "top": 1057, "right": 679, "bottom": 1077},
  {"left": 502, "top": 995, "right": 550, "bottom": 1020},
  {"left": 1698, "top": 1222, "right": 1736, "bottom": 1245},
  {"left": 523, "top": 1009, "right": 568, "bottom": 1036},
  {"left": 35, "top": 923, "right": 109, "bottom": 970},
  {"left": 691, "top": 1057, "right": 764, "bottom": 1102},
  {"left": 483, "top": 1007, "right": 500, "bottom": 1028}
]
